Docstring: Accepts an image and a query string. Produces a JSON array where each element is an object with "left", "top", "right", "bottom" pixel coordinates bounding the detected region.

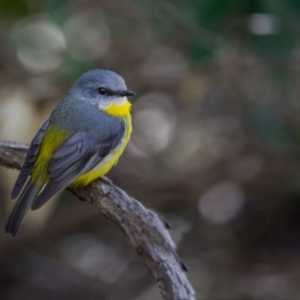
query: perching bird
[{"left": 5, "top": 69, "right": 135, "bottom": 236}]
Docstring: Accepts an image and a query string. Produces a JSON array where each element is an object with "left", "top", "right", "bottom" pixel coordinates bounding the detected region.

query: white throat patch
[{"left": 97, "top": 96, "right": 127, "bottom": 110}]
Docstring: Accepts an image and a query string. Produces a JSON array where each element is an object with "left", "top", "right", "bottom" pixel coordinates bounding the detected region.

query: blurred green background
[{"left": 1, "top": 0, "right": 300, "bottom": 299}]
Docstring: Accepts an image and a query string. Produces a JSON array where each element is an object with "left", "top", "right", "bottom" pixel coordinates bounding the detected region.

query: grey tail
[{"left": 5, "top": 181, "right": 41, "bottom": 236}]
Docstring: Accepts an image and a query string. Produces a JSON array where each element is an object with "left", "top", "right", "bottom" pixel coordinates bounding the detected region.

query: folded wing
[
  {"left": 31, "top": 126, "right": 124, "bottom": 210},
  {"left": 11, "top": 120, "right": 50, "bottom": 199}
]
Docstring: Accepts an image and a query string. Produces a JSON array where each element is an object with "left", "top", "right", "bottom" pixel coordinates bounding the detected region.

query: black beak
[{"left": 120, "top": 90, "right": 136, "bottom": 97}]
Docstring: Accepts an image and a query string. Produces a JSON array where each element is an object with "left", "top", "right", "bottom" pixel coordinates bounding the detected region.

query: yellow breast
[
  {"left": 103, "top": 100, "right": 132, "bottom": 117},
  {"left": 73, "top": 100, "right": 132, "bottom": 186}
]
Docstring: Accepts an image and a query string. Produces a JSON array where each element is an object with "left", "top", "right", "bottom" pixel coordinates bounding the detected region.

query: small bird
[{"left": 5, "top": 69, "right": 135, "bottom": 236}]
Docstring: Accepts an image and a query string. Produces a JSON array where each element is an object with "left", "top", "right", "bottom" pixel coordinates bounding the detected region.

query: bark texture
[{"left": 0, "top": 139, "right": 196, "bottom": 300}]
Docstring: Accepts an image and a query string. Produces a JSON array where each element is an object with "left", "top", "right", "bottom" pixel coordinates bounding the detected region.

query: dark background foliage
[{"left": 1, "top": 0, "right": 300, "bottom": 299}]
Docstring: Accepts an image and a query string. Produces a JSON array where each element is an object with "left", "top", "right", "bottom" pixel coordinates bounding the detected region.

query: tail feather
[
  {"left": 11, "top": 162, "right": 33, "bottom": 200},
  {"left": 5, "top": 182, "right": 41, "bottom": 236}
]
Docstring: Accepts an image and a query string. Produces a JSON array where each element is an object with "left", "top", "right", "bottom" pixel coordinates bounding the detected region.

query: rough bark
[{"left": 0, "top": 139, "right": 196, "bottom": 300}]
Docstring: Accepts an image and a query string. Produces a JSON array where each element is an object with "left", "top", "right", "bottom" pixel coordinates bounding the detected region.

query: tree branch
[{"left": 0, "top": 139, "right": 196, "bottom": 300}]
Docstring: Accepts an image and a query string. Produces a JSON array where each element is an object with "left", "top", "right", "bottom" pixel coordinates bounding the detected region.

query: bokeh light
[
  {"left": 0, "top": 1, "right": 300, "bottom": 299},
  {"left": 12, "top": 15, "right": 66, "bottom": 73},
  {"left": 198, "top": 181, "right": 245, "bottom": 224},
  {"left": 63, "top": 12, "right": 110, "bottom": 61}
]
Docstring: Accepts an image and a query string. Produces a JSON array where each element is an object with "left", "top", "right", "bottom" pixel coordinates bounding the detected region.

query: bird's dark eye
[{"left": 98, "top": 87, "right": 107, "bottom": 95}]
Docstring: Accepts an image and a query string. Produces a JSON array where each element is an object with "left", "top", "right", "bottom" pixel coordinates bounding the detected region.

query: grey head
[{"left": 68, "top": 69, "right": 135, "bottom": 109}]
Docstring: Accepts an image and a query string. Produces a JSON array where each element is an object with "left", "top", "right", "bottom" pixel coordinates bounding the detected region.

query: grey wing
[
  {"left": 31, "top": 125, "right": 125, "bottom": 210},
  {"left": 11, "top": 120, "right": 50, "bottom": 199}
]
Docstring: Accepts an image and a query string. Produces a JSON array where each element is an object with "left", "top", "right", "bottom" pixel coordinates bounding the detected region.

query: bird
[{"left": 5, "top": 69, "right": 135, "bottom": 236}]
